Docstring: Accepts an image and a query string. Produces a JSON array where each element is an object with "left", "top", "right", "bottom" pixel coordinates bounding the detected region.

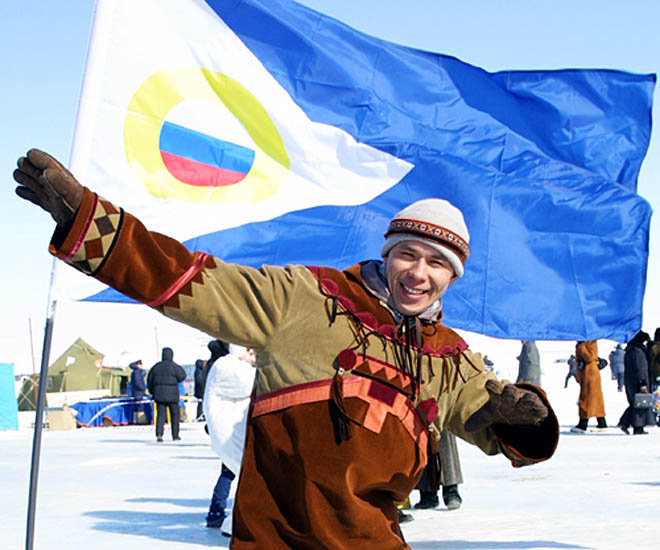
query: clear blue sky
[{"left": 2, "top": 0, "right": 659, "bottom": 373}]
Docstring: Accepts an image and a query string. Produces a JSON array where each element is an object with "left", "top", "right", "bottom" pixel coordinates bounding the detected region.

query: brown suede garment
[
  {"left": 234, "top": 399, "right": 419, "bottom": 549},
  {"left": 576, "top": 340, "right": 606, "bottom": 418},
  {"left": 50, "top": 190, "right": 560, "bottom": 550}
]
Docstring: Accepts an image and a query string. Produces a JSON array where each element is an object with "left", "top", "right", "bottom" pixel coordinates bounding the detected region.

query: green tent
[
  {"left": 48, "top": 337, "right": 105, "bottom": 391},
  {"left": 16, "top": 375, "right": 38, "bottom": 412},
  {"left": 17, "top": 338, "right": 129, "bottom": 411}
]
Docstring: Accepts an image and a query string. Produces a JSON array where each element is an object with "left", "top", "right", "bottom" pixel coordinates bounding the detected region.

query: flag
[{"left": 56, "top": 0, "right": 655, "bottom": 342}]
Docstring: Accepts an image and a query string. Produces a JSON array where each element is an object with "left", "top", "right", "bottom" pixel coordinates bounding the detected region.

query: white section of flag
[{"left": 54, "top": 0, "right": 412, "bottom": 301}]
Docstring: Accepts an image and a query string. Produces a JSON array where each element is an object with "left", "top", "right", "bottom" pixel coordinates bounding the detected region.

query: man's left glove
[
  {"left": 13, "top": 149, "right": 84, "bottom": 227},
  {"left": 465, "top": 379, "right": 548, "bottom": 432}
]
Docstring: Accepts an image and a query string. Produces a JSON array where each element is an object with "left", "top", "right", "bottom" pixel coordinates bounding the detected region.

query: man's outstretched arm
[{"left": 12, "top": 149, "right": 306, "bottom": 351}]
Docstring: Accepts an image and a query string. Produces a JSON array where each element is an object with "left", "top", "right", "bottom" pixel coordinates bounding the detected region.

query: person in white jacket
[{"left": 203, "top": 344, "right": 256, "bottom": 532}]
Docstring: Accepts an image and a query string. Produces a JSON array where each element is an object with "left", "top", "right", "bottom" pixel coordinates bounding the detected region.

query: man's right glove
[
  {"left": 465, "top": 379, "right": 548, "bottom": 432},
  {"left": 13, "top": 149, "right": 84, "bottom": 227}
]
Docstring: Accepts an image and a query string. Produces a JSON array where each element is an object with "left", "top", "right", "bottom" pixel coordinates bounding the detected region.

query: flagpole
[
  {"left": 25, "top": 263, "right": 58, "bottom": 550},
  {"left": 24, "top": 2, "right": 107, "bottom": 544}
]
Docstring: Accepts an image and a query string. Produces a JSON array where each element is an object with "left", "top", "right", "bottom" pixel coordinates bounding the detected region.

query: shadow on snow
[
  {"left": 410, "top": 540, "right": 589, "bottom": 549},
  {"left": 84, "top": 508, "right": 228, "bottom": 548}
]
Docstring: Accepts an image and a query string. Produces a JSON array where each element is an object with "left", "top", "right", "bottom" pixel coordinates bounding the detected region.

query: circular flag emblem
[{"left": 123, "top": 67, "right": 290, "bottom": 203}]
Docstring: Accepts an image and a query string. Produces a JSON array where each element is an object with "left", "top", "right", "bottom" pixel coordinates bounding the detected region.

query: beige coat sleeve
[{"left": 436, "top": 351, "right": 559, "bottom": 466}]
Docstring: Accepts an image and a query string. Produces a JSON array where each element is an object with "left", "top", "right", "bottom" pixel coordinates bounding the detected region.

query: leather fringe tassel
[{"left": 329, "top": 368, "right": 361, "bottom": 444}]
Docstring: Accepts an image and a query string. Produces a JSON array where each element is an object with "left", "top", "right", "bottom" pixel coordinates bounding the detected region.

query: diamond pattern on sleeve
[{"left": 65, "top": 198, "right": 123, "bottom": 275}]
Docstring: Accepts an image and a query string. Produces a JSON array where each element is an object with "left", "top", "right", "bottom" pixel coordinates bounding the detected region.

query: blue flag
[{"left": 72, "top": 0, "right": 654, "bottom": 342}]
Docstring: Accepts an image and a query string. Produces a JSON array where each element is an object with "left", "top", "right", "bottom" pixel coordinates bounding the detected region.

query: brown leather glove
[
  {"left": 13, "top": 149, "right": 84, "bottom": 227},
  {"left": 465, "top": 379, "right": 548, "bottom": 432}
]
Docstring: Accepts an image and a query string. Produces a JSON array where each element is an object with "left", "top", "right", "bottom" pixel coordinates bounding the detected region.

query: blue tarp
[
  {"left": 70, "top": 397, "right": 154, "bottom": 427},
  {"left": 0, "top": 363, "right": 19, "bottom": 430}
]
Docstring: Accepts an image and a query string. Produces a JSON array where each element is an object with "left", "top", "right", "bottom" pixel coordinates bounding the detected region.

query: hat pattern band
[{"left": 384, "top": 218, "right": 470, "bottom": 263}]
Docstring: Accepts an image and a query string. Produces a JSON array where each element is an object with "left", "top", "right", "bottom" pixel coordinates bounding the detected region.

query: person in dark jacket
[
  {"left": 609, "top": 344, "right": 625, "bottom": 392},
  {"left": 618, "top": 331, "right": 655, "bottom": 435},
  {"left": 129, "top": 360, "right": 146, "bottom": 399},
  {"left": 129, "top": 359, "right": 147, "bottom": 420},
  {"left": 194, "top": 359, "right": 205, "bottom": 421},
  {"left": 147, "top": 347, "right": 187, "bottom": 442},
  {"left": 564, "top": 355, "right": 578, "bottom": 388},
  {"left": 648, "top": 328, "right": 660, "bottom": 388}
]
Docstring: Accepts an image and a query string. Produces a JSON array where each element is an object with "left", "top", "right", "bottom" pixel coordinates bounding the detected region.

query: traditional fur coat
[{"left": 50, "top": 189, "right": 559, "bottom": 550}]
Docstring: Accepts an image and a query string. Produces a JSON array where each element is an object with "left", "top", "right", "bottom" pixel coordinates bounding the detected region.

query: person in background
[
  {"left": 129, "top": 359, "right": 147, "bottom": 420},
  {"left": 203, "top": 339, "right": 230, "bottom": 391},
  {"left": 147, "top": 347, "right": 186, "bottom": 442},
  {"left": 517, "top": 340, "right": 541, "bottom": 387},
  {"left": 414, "top": 429, "right": 463, "bottom": 511},
  {"left": 194, "top": 359, "right": 205, "bottom": 421},
  {"left": 128, "top": 359, "right": 145, "bottom": 398},
  {"left": 618, "top": 331, "right": 655, "bottom": 435},
  {"left": 648, "top": 328, "right": 660, "bottom": 389},
  {"left": 564, "top": 355, "right": 578, "bottom": 388},
  {"left": 204, "top": 344, "right": 257, "bottom": 534},
  {"left": 571, "top": 341, "right": 607, "bottom": 433},
  {"left": 609, "top": 344, "right": 625, "bottom": 392}
]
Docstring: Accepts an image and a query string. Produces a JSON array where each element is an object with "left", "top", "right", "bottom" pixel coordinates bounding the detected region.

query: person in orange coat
[{"left": 571, "top": 340, "right": 607, "bottom": 432}]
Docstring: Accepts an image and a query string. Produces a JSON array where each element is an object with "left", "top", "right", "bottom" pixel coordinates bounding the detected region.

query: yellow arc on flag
[{"left": 123, "top": 67, "right": 290, "bottom": 203}]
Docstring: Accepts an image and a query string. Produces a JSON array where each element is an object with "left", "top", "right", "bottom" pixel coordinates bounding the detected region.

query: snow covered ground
[{"left": 2, "top": 360, "right": 658, "bottom": 550}]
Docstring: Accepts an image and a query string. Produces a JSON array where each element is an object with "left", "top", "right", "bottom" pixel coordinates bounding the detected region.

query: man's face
[{"left": 385, "top": 240, "right": 457, "bottom": 316}]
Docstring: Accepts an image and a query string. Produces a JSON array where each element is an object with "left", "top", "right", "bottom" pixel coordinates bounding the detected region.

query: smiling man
[
  {"left": 382, "top": 199, "right": 468, "bottom": 318},
  {"left": 14, "top": 149, "right": 558, "bottom": 550}
]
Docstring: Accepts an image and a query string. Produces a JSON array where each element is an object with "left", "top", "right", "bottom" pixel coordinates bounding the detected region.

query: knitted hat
[{"left": 380, "top": 198, "right": 470, "bottom": 277}]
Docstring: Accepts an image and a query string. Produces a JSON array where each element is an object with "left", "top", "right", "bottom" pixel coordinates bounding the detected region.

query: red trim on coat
[
  {"left": 146, "top": 252, "right": 210, "bottom": 308},
  {"left": 61, "top": 194, "right": 98, "bottom": 261},
  {"left": 252, "top": 375, "right": 429, "bottom": 458}
]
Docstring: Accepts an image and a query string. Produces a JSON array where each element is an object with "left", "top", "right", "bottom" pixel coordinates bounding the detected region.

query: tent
[
  {"left": 0, "top": 363, "right": 19, "bottom": 430},
  {"left": 48, "top": 337, "right": 106, "bottom": 391},
  {"left": 17, "top": 338, "right": 129, "bottom": 411}
]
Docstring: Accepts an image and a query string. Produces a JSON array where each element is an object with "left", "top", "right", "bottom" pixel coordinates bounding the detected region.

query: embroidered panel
[
  {"left": 386, "top": 218, "right": 469, "bottom": 261},
  {"left": 62, "top": 196, "right": 123, "bottom": 276},
  {"left": 252, "top": 375, "right": 429, "bottom": 458}
]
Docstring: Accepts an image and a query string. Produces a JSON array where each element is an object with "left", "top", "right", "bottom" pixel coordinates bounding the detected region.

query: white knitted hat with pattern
[{"left": 380, "top": 198, "right": 470, "bottom": 277}]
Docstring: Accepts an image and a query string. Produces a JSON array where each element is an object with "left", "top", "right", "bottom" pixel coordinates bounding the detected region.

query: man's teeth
[{"left": 403, "top": 285, "right": 425, "bottom": 295}]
